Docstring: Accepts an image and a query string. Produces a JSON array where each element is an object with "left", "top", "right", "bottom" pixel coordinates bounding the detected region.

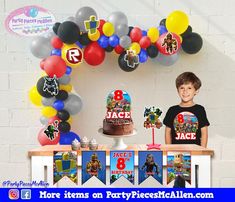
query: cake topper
[{"left": 144, "top": 106, "right": 162, "bottom": 150}]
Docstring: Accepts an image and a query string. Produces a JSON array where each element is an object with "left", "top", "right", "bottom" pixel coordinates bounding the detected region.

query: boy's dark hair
[{"left": 176, "top": 72, "right": 201, "bottom": 90}]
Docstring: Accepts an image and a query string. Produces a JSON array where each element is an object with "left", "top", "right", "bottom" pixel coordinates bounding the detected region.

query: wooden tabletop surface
[{"left": 28, "top": 144, "right": 214, "bottom": 157}]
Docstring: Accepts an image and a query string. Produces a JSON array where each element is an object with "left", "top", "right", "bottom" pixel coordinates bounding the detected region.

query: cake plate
[{"left": 98, "top": 128, "right": 137, "bottom": 150}]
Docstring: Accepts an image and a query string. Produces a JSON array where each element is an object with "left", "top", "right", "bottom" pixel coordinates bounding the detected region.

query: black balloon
[
  {"left": 159, "top": 18, "right": 166, "bottom": 26},
  {"left": 118, "top": 51, "right": 139, "bottom": 72},
  {"left": 78, "top": 33, "right": 91, "bottom": 46},
  {"left": 58, "top": 121, "right": 71, "bottom": 133},
  {"left": 128, "top": 26, "right": 134, "bottom": 36},
  {"left": 57, "top": 21, "right": 80, "bottom": 44},
  {"left": 53, "top": 22, "right": 61, "bottom": 34},
  {"left": 57, "top": 110, "right": 70, "bottom": 121},
  {"left": 55, "top": 90, "right": 68, "bottom": 101},
  {"left": 182, "top": 32, "right": 203, "bottom": 54},
  {"left": 181, "top": 25, "right": 193, "bottom": 38},
  {"left": 36, "top": 77, "right": 55, "bottom": 98},
  {"left": 105, "top": 45, "right": 114, "bottom": 52},
  {"left": 147, "top": 45, "right": 159, "bottom": 58}
]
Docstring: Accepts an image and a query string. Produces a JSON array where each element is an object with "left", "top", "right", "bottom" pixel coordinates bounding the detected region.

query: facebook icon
[{"left": 21, "top": 189, "right": 31, "bottom": 200}]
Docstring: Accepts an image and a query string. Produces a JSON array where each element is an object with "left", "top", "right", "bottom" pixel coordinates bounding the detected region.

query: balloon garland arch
[{"left": 29, "top": 7, "right": 203, "bottom": 146}]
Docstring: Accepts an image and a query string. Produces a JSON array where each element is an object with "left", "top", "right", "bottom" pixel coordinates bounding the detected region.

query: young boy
[{"left": 163, "top": 72, "right": 209, "bottom": 147}]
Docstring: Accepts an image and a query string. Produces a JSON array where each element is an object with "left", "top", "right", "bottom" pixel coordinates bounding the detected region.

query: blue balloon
[
  {"left": 59, "top": 131, "right": 80, "bottom": 145},
  {"left": 51, "top": 49, "right": 61, "bottom": 56},
  {"left": 66, "top": 66, "right": 72, "bottom": 75},
  {"left": 108, "top": 35, "right": 119, "bottom": 47},
  {"left": 75, "top": 41, "right": 83, "bottom": 49},
  {"left": 142, "top": 30, "right": 147, "bottom": 36},
  {"left": 98, "top": 35, "right": 109, "bottom": 48},
  {"left": 53, "top": 100, "right": 64, "bottom": 111},
  {"left": 139, "top": 49, "right": 148, "bottom": 63},
  {"left": 158, "top": 25, "right": 167, "bottom": 35}
]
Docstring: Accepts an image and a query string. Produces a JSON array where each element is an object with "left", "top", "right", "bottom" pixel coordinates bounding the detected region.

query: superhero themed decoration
[
  {"left": 53, "top": 151, "right": 77, "bottom": 184},
  {"left": 29, "top": 7, "right": 203, "bottom": 145},
  {"left": 144, "top": 106, "right": 162, "bottom": 150},
  {"left": 110, "top": 151, "right": 135, "bottom": 184},
  {"left": 82, "top": 151, "right": 106, "bottom": 184},
  {"left": 167, "top": 152, "right": 191, "bottom": 185},
  {"left": 138, "top": 151, "right": 163, "bottom": 185}
]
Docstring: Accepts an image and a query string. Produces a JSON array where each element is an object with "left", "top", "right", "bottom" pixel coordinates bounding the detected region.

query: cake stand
[{"left": 98, "top": 128, "right": 137, "bottom": 150}]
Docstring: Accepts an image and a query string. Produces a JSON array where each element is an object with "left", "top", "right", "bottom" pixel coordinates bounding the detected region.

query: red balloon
[
  {"left": 40, "top": 58, "right": 46, "bottom": 70},
  {"left": 139, "top": 36, "right": 151, "bottom": 49},
  {"left": 38, "top": 127, "right": 60, "bottom": 146},
  {"left": 97, "top": 19, "right": 106, "bottom": 35},
  {"left": 44, "top": 55, "right": 66, "bottom": 78},
  {"left": 156, "top": 32, "right": 181, "bottom": 55},
  {"left": 114, "top": 45, "right": 124, "bottom": 54},
  {"left": 48, "top": 116, "right": 61, "bottom": 124},
  {"left": 51, "top": 37, "right": 63, "bottom": 49},
  {"left": 130, "top": 27, "right": 142, "bottom": 42},
  {"left": 84, "top": 42, "right": 105, "bottom": 66}
]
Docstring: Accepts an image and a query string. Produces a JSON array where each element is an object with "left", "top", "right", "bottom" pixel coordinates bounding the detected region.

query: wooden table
[{"left": 28, "top": 144, "right": 214, "bottom": 187}]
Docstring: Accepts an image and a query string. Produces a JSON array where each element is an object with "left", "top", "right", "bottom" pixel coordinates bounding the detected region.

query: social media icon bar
[
  {"left": 21, "top": 189, "right": 31, "bottom": 200},
  {"left": 8, "top": 189, "right": 19, "bottom": 200}
]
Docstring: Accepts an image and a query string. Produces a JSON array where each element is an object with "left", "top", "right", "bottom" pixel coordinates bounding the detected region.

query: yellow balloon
[
  {"left": 129, "top": 42, "right": 141, "bottom": 54},
  {"left": 29, "top": 86, "right": 42, "bottom": 106},
  {"left": 61, "top": 43, "right": 83, "bottom": 68},
  {"left": 42, "top": 106, "right": 57, "bottom": 118},
  {"left": 147, "top": 27, "right": 159, "bottom": 43},
  {"left": 88, "top": 30, "right": 100, "bottom": 41},
  {"left": 59, "top": 84, "right": 72, "bottom": 92},
  {"left": 166, "top": 10, "right": 189, "bottom": 35},
  {"left": 102, "top": 22, "right": 114, "bottom": 37},
  {"left": 67, "top": 116, "right": 72, "bottom": 125}
]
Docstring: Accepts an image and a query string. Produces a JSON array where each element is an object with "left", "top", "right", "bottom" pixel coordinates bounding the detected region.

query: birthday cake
[{"left": 103, "top": 90, "right": 133, "bottom": 136}]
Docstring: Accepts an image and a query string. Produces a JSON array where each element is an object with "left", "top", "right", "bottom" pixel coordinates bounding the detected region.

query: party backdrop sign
[
  {"left": 167, "top": 152, "right": 191, "bottom": 185},
  {"left": 138, "top": 151, "right": 163, "bottom": 184},
  {"left": 110, "top": 151, "right": 135, "bottom": 184},
  {"left": 5, "top": 5, "right": 55, "bottom": 36},
  {"left": 53, "top": 151, "right": 77, "bottom": 184},
  {"left": 82, "top": 151, "right": 106, "bottom": 185}
]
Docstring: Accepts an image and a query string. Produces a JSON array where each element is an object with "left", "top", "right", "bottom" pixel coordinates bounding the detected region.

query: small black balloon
[
  {"left": 58, "top": 121, "right": 71, "bottom": 133},
  {"left": 181, "top": 25, "right": 193, "bottom": 38},
  {"left": 55, "top": 90, "right": 68, "bottom": 101},
  {"left": 53, "top": 22, "right": 61, "bottom": 34},
  {"left": 57, "top": 110, "right": 70, "bottom": 121},
  {"left": 105, "top": 45, "right": 114, "bottom": 52},
  {"left": 57, "top": 21, "right": 80, "bottom": 44},
  {"left": 128, "top": 26, "right": 134, "bottom": 36},
  {"left": 182, "top": 32, "right": 203, "bottom": 54},
  {"left": 147, "top": 45, "right": 159, "bottom": 58},
  {"left": 78, "top": 33, "right": 91, "bottom": 46},
  {"left": 36, "top": 77, "right": 55, "bottom": 98},
  {"left": 118, "top": 51, "right": 139, "bottom": 72},
  {"left": 159, "top": 19, "right": 166, "bottom": 26}
]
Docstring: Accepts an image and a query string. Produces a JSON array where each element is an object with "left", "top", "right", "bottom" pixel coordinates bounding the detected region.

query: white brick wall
[{"left": 0, "top": 0, "right": 235, "bottom": 187}]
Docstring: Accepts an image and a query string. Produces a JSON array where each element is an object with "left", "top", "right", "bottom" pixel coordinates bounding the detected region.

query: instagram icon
[{"left": 8, "top": 189, "right": 19, "bottom": 200}]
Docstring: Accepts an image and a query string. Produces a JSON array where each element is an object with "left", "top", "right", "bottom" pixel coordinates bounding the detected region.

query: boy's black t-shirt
[{"left": 163, "top": 104, "right": 210, "bottom": 145}]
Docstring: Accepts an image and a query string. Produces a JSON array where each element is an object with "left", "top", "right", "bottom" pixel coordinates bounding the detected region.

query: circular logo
[{"left": 62, "top": 44, "right": 83, "bottom": 68}]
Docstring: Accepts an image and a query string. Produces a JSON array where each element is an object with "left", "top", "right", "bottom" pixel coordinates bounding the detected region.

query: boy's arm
[
  {"left": 165, "top": 126, "right": 172, "bottom": 144},
  {"left": 201, "top": 126, "right": 208, "bottom": 148}
]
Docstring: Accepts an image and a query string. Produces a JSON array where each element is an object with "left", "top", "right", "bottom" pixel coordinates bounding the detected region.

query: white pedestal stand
[{"left": 98, "top": 128, "right": 136, "bottom": 150}]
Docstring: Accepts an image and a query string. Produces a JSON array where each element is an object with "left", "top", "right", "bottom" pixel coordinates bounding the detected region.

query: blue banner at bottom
[{"left": 1, "top": 188, "right": 234, "bottom": 202}]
